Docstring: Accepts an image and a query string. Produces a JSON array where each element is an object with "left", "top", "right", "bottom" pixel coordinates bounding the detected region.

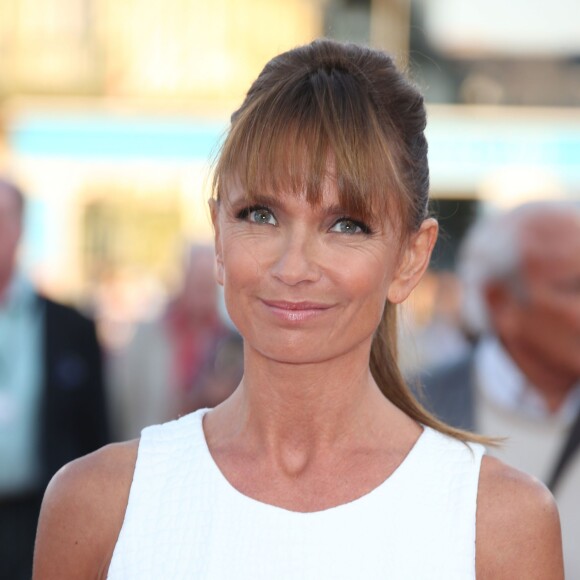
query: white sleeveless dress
[{"left": 108, "top": 409, "right": 484, "bottom": 579}]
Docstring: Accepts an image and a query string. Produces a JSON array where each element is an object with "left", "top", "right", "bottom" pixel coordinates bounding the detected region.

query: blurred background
[
  {"left": 3, "top": 7, "right": 579, "bottom": 575},
  {"left": 1, "top": 0, "right": 579, "bottom": 359}
]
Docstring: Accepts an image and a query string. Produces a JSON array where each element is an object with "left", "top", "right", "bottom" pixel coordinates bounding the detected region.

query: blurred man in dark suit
[{"left": 0, "top": 177, "right": 109, "bottom": 579}]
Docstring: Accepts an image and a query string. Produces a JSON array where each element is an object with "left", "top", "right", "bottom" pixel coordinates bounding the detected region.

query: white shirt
[
  {"left": 474, "top": 335, "right": 580, "bottom": 423},
  {"left": 0, "top": 272, "right": 43, "bottom": 494}
]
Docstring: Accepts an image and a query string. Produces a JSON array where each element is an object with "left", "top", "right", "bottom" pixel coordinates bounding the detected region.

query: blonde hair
[{"left": 213, "top": 38, "right": 490, "bottom": 445}]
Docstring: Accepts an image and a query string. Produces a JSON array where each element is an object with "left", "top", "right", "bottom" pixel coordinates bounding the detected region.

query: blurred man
[
  {"left": 108, "top": 244, "right": 240, "bottom": 440},
  {"left": 0, "top": 177, "right": 109, "bottom": 579},
  {"left": 421, "top": 202, "right": 580, "bottom": 578}
]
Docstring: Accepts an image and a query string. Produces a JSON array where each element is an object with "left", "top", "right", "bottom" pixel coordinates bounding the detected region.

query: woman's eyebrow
[
  {"left": 232, "top": 192, "right": 367, "bottom": 221},
  {"left": 322, "top": 204, "right": 356, "bottom": 216},
  {"left": 226, "top": 192, "right": 281, "bottom": 211},
  {"left": 223, "top": 192, "right": 278, "bottom": 212},
  {"left": 313, "top": 204, "right": 370, "bottom": 223},
  {"left": 244, "top": 193, "right": 280, "bottom": 208}
]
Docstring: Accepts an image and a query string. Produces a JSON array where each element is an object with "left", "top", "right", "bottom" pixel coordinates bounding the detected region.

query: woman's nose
[{"left": 270, "top": 231, "right": 322, "bottom": 286}]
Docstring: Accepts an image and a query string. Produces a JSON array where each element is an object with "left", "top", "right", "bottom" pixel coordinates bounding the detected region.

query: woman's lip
[
  {"left": 260, "top": 299, "right": 334, "bottom": 322},
  {"left": 261, "top": 299, "right": 333, "bottom": 310}
]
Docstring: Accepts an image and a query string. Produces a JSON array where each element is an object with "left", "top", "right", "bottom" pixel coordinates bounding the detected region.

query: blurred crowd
[
  {"left": 1, "top": 174, "right": 579, "bottom": 577},
  {"left": 107, "top": 243, "right": 243, "bottom": 441},
  {"left": 0, "top": 176, "right": 243, "bottom": 578}
]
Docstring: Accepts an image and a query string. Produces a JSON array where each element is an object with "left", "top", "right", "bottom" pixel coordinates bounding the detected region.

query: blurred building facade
[
  {"left": 0, "top": 0, "right": 324, "bottom": 100},
  {"left": 0, "top": 0, "right": 324, "bottom": 329}
]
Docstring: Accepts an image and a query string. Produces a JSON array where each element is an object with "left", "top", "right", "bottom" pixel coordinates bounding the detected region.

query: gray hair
[{"left": 457, "top": 200, "right": 580, "bottom": 335}]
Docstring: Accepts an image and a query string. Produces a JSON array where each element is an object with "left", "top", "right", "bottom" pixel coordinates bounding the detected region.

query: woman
[{"left": 34, "top": 39, "right": 563, "bottom": 579}]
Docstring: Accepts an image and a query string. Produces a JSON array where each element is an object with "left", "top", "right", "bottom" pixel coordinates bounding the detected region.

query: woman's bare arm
[
  {"left": 33, "top": 440, "right": 138, "bottom": 580},
  {"left": 476, "top": 455, "right": 564, "bottom": 580}
]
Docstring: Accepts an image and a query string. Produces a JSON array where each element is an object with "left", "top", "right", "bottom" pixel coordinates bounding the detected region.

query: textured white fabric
[{"left": 108, "top": 409, "right": 484, "bottom": 579}]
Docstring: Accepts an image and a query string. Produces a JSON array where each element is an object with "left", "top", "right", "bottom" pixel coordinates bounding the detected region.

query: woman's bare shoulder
[
  {"left": 476, "top": 455, "right": 564, "bottom": 580},
  {"left": 33, "top": 439, "right": 139, "bottom": 580}
]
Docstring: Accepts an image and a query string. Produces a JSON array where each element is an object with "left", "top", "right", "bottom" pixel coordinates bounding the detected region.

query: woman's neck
[{"left": 210, "top": 340, "right": 406, "bottom": 457}]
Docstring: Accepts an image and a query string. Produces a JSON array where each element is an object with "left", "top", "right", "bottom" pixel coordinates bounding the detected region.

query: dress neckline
[{"left": 195, "top": 408, "right": 431, "bottom": 517}]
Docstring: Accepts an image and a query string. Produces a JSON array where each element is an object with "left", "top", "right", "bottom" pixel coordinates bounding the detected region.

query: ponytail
[{"left": 370, "top": 302, "right": 495, "bottom": 446}]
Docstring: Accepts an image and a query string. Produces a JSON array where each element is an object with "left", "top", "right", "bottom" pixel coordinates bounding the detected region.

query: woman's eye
[
  {"left": 330, "top": 218, "right": 369, "bottom": 235},
  {"left": 249, "top": 208, "right": 276, "bottom": 225},
  {"left": 237, "top": 206, "right": 277, "bottom": 226}
]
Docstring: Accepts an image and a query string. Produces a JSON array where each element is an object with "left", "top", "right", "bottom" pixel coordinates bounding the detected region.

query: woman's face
[{"left": 211, "top": 176, "right": 436, "bottom": 365}]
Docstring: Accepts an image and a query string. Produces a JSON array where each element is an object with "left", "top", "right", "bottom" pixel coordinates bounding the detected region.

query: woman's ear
[
  {"left": 387, "top": 218, "right": 438, "bottom": 304},
  {"left": 209, "top": 199, "right": 224, "bottom": 286}
]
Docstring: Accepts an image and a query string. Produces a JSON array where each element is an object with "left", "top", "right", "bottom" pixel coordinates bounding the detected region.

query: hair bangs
[{"left": 213, "top": 67, "right": 408, "bottom": 231}]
